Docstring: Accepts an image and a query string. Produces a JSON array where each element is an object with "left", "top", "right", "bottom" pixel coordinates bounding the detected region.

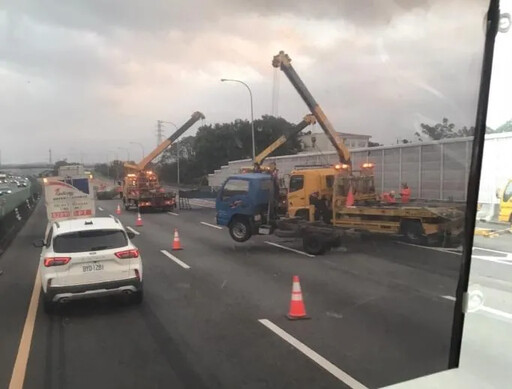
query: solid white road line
[
  {"left": 471, "top": 255, "right": 512, "bottom": 266},
  {"left": 481, "top": 306, "right": 512, "bottom": 320},
  {"left": 441, "top": 296, "right": 512, "bottom": 320},
  {"left": 109, "top": 214, "right": 115, "bottom": 218},
  {"left": 160, "top": 250, "right": 191, "bottom": 269},
  {"left": 258, "top": 319, "right": 367, "bottom": 389},
  {"left": 264, "top": 241, "right": 315, "bottom": 258},
  {"left": 395, "top": 241, "right": 460, "bottom": 255},
  {"left": 9, "top": 269, "right": 41, "bottom": 389},
  {"left": 98, "top": 207, "right": 104, "bottom": 211},
  {"left": 473, "top": 246, "right": 512, "bottom": 256},
  {"left": 200, "top": 221, "right": 222, "bottom": 230},
  {"left": 126, "top": 226, "right": 140, "bottom": 236},
  {"left": 168, "top": 211, "right": 179, "bottom": 216}
]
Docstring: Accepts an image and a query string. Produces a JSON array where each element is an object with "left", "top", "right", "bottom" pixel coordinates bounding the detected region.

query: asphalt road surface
[{"left": 2, "top": 200, "right": 510, "bottom": 388}]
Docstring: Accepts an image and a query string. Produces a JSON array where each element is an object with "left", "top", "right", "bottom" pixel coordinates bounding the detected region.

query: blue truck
[{"left": 216, "top": 173, "right": 341, "bottom": 254}]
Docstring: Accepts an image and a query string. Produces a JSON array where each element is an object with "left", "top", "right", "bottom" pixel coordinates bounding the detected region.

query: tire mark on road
[
  {"left": 58, "top": 316, "right": 67, "bottom": 389},
  {"left": 139, "top": 303, "right": 216, "bottom": 389},
  {"left": 43, "top": 314, "right": 55, "bottom": 389}
]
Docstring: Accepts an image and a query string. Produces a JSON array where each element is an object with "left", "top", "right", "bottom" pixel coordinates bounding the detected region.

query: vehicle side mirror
[
  {"left": 127, "top": 231, "right": 136, "bottom": 239},
  {"left": 32, "top": 239, "right": 46, "bottom": 248}
]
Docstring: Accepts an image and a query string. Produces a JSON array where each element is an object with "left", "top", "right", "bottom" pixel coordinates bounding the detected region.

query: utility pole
[
  {"left": 157, "top": 120, "right": 163, "bottom": 146},
  {"left": 177, "top": 141, "right": 180, "bottom": 186},
  {"left": 49, "top": 148, "right": 52, "bottom": 166}
]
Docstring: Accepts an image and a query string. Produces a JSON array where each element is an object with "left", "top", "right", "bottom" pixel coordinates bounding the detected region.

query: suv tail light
[
  {"left": 44, "top": 257, "right": 71, "bottom": 267},
  {"left": 115, "top": 249, "right": 139, "bottom": 259}
]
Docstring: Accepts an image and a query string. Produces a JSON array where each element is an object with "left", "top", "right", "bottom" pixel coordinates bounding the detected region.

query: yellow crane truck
[
  {"left": 122, "top": 111, "right": 204, "bottom": 211},
  {"left": 215, "top": 52, "right": 464, "bottom": 253}
]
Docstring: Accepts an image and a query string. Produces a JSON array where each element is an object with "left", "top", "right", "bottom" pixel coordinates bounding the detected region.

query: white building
[{"left": 299, "top": 132, "right": 372, "bottom": 153}]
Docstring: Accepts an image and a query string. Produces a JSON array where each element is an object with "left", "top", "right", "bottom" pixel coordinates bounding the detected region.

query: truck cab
[
  {"left": 216, "top": 174, "right": 273, "bottom": 242},
  {"left": 287, "top": 168, "right": 335, "bottom": 221}
]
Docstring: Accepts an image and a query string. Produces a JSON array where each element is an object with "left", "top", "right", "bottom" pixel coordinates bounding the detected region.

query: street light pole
[
  {"left": 129, "top": 142, "right": 145, "bottom": 159},
  {"left": 159, "top": 120, "right": 180, "bottom": 185},
  {"left": 221, "top": 78, "right": 255, "bottom": 161}
]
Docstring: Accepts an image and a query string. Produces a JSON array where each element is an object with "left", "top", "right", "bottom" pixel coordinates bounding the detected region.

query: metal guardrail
[
  {"left": 0, "top": 185, "right": 32, "bottom": 220},
  {"left": 178, "top": 188, "right": 218, "bottom": 199}
]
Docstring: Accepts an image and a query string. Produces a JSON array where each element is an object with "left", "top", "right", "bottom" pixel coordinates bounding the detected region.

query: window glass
[
  {"left": 503, "top": 181, "right": 512, "bottom": 202},
  {"left": 53, "top": 229, "right": 127, "bottom": 253},
  {"left": 289, "top": 175, "right": 304, "bottom": 192},
  {"left": 222, "top": 179, "right": 249, "bottom": 199}
]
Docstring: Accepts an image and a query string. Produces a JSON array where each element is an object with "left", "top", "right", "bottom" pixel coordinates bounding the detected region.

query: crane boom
[
  {"left": 254, "top": 114, "right": 316, "bottom": 166},
  {"left": 272, "top": 51, "right": 351, "bottom": 165},
  {"left": 127, "top": 111, "right": 205, "bottom": 171}
]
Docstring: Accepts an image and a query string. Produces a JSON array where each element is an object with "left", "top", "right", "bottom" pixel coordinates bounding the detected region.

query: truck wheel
[
  {"left": 330, "top": 235, "right": 342, "bottom": 248},
  {"left": 229, "top": 217, "right": 252, "bottom": 242},
  {"left": 401, "top": 220, "right": 426, "bottom": 245},
  {"left": 296, "top": 209, "right": 310, "bottom": 221},
  {"left": 303, "top": 234, "right": 327, "bottom": 255}
]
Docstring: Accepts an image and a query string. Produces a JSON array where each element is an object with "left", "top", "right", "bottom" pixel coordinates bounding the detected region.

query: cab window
[
  {"left": 289, "top": 175, "right": 304, "bottom": 192},
  {"left": 326, "top": 175, "right": 334, "bottom": 188},
  {"left": 503, "top": 181, "right": 512, "bottom": 202},
  {"left": 222, "top": 179, "right": 249, "bottom": 200}
]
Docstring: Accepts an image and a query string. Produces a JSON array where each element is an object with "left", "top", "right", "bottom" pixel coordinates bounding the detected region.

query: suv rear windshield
[{"left": 53, "top": 229, "right": 128, "bottom": 253}]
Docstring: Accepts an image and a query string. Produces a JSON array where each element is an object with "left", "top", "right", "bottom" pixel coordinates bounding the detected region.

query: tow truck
[
  {"left": 122, "top": 111, "right": 204, "bottom": 211},
  {"left": 215, "top": 52, "right": 464, "bottom": 253}
]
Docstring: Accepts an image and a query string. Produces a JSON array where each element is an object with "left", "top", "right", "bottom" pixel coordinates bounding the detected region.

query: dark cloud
[{"left": 0, "top": 0, "right": 491, "bottom": 163}]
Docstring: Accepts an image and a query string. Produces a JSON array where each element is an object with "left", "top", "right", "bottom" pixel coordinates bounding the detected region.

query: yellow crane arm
[
  {"left": 272, "top": 51, "right": 351, "bottom": 164},
  {"left": 254, "top": 114, "right": 316, "bottom": 165},
  {"left": 127, "top": 111, "right": 205, "bottom": 171}
]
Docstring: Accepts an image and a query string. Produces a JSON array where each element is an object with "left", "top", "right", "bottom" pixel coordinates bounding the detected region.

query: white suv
[{"left": 33, "top": 217, "right": 143, "bottom": 313}]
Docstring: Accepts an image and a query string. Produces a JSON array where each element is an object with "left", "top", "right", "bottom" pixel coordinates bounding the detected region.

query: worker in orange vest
[
  {"left": 381, "top": 190, "right": 397, "bottom": 204},
  {"left": 400, "top": 183, "right": 411, "bottom": 203}
]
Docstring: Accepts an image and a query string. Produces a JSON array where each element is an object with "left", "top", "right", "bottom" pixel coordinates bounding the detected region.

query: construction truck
[
  {"left": 215, "top": 52, "right": 464, "bottom": 253},
  {"left": 271, "top": 51, "right": 378, "bottom": 220},
  {"left": 122, "top": 111, "right": 204, "bottom": 211}
]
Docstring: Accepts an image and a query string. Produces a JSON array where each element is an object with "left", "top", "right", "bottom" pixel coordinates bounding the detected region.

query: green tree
[
  {"left": 495, "top": 119, "right": 512, "bottom": 133},
  {"left": 158, "top": 115, "right": 302, "bottom": 184},
  {"left": 415, "top": 118, "right": 477, "bottom": 140}
]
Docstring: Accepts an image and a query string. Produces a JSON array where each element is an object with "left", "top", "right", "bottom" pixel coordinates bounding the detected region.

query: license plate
[{"left": 83, "top": 263, "right": 104, "bottom": 272}]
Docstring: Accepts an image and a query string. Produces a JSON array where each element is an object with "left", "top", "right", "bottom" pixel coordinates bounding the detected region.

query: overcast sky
[{"left": 1, "top": 0, "right": 509, "bottom": 164}]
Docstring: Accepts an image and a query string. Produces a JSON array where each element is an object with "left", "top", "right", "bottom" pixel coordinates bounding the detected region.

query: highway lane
[
  {"left": 0, "top": 200, "right": 463, "bottom": 388},
  {"left": 94, "top": 200, "right": 459, "bottom": 387}
]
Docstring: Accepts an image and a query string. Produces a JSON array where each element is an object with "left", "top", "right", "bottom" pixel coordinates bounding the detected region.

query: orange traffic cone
[
  {"left": 116, "top": 204, "right": 121, "bottom": 215},
  {"left": 172, "top": 228, "right": 183, "bottom": 250},
  {"left": 346, "top": 184, "right": 354, "bottom": 207},
  {"left": 135, "top": 212, "right": 143, "bottom": 227},
  {"left": 287, "top": 275, "right": 309, "bottom": 320}
]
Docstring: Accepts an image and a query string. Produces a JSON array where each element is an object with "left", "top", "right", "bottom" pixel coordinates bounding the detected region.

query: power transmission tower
[{"left": 156, "top": 120, "right": 163, "bottom": 146}]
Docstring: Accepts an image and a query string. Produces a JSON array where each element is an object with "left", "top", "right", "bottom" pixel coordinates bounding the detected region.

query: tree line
[
  {"left": 90, "top": 115, "right": 512, "bottom": 184},
  {"left": 93, "top": 115, "right": 302, "bottom": 184}
]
